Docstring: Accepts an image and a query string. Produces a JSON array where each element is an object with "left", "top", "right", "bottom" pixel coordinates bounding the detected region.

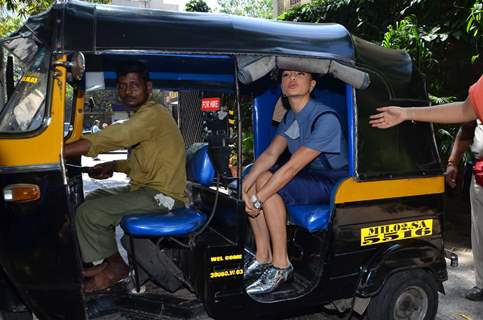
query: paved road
[{"left": 82, "top": 154, "right": 483, "bottom": 320}]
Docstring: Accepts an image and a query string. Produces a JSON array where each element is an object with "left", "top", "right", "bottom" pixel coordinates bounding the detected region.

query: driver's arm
[{"left": 64, "top": 138, "right": 91, "bottom": 158}]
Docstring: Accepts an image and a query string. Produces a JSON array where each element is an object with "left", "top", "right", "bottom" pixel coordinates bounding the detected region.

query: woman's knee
[{"left": 255, "top": 171, "right": 273, "bottom": 190}]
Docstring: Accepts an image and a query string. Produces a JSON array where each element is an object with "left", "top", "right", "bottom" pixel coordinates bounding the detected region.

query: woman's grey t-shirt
[{"left": 276, "top": 99, "right": 348, "bottom": 173}]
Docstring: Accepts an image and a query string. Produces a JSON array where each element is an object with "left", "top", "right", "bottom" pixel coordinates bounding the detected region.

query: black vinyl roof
[
  {"left": 5, "top": 0, "right": 428, "bottom": 102},
  {"left": 15, "top": 0, "right": 356, "bottom": 61}
]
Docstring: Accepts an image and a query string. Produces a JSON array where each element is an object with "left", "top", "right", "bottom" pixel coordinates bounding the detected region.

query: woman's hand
[
  {"left": 369, "top": 107, "right": 408, "bottom": 129},
  {"left": 242, "top": 189, "right": 261, "bottom": 217},
  {"left": 445, "top": 164, "right": 458, "bottom": 189},
  {"left": 88, "top": 161, "right": 115, "bottom": 179}
]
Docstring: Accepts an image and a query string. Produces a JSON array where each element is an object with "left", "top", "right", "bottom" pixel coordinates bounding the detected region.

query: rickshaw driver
[
  {"left": 242, "top": 70, "right": 348, "bottom": 294},
  {"left": 63, "top": 61, "right": 188, "bottom": 293}
]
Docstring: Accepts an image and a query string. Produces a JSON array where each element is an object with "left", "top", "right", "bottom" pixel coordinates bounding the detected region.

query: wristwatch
[{"left": 251, "top": 194, "right": 263, "bottom": 210}]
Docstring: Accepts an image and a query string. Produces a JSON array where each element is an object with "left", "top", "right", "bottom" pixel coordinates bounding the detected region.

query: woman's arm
[
  {"left": 255, "top": 146, "right": 320, "bottom": 204},
  {"left": 369, "top": 97, "right": 477, "bottom": 128},
  {"left": 445, "top": 121, "right": 476, "bottom": 188},
  {"left": 242, "top": 135, "right": 288, "bottom": 193}
]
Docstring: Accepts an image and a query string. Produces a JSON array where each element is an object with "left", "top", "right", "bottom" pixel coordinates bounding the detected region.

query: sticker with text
[
  {"left": 361, "top": 219, "right": 433, "bottom": 246},
  {"left": 201, "top": 97, "right": 221, "bottom": 111}
]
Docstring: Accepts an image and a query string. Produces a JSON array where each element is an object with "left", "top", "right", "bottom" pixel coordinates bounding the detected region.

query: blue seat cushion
[
  {"left": 121, "top": 207, "right": 207, "bottom": 237},
  {"left": 287, "top": 204, "right": 331, "bottom": 233}
]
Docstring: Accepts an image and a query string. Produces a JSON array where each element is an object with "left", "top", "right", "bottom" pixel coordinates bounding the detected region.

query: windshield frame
[{"left": 0, "top": 47, "right": 53, "bottom": 138}]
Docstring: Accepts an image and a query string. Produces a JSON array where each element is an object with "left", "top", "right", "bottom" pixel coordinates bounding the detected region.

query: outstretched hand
[
  {"left": 445, "top": 165, "right": 458, "bottom": 189},
  {"left": 369, "top": 107, "right": 408, "bottom": 129}
]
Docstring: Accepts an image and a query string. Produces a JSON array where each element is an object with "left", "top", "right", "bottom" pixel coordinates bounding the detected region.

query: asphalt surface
[{"left": 81, "top": 154, "right": 483, "bottom": 320}]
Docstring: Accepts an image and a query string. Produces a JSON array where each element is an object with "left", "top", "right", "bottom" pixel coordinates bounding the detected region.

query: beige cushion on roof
[{"left": 272, "top": 97, "right": 287, "bottom": 123}]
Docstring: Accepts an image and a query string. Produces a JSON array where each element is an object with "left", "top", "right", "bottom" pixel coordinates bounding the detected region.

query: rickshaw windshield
[{"left": 0, "top": 47, "right": 49, "bottom": 134}]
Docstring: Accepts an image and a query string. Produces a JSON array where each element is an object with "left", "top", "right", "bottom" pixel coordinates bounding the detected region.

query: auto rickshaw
[{"left": 0, "top": 1, "right": 448, "bottom": 319}]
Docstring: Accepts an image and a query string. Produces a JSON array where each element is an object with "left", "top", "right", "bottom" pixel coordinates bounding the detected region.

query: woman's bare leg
[
  {"left": 255, "top": 172, "right": 289, "bottom": 268},
  {"left": 246, "top": 183, "right": 272, "bottom": 263}
]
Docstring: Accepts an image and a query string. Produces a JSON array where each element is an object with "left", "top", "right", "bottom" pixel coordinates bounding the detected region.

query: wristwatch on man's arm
[{"left": 250, "top": 194, "right": 263, "bottom": 209}]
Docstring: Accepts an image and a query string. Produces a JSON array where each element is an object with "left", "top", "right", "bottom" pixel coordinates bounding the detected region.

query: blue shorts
[{"left": 274, "top": 168, "right": 347, "bottom": 205}]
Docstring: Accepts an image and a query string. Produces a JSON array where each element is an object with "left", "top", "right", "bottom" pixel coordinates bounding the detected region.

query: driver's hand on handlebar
[{"left": 88, "top": 161, "right": 115, "bottom": 179}]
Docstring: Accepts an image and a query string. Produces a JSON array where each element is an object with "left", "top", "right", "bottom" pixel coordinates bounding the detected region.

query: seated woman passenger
[{"left": 242, "top": 70, "right": 348, "bottom": 294}]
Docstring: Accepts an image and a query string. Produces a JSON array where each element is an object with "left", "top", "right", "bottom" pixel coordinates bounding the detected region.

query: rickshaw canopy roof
[
  {"left": 3, "top": 0, "right": 428, "bottom": 101},
  {"left": 10, "top": 0, "right": 356, "bottom": 61}
]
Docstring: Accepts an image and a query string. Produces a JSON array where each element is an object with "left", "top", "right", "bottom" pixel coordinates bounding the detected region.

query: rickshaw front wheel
[{"left": 367, "top": 269, "right": 438, "bottom": 320}]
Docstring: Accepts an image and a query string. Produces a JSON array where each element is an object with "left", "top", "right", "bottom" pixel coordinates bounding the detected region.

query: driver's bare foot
[
  {"left": 82, "top": 262, "right": 108, "bottom": 278},
  {"left": 84, "top": 254, "right": 128, "bottom": 293}
]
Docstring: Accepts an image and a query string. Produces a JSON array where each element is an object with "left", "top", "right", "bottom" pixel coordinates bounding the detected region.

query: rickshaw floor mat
[
  {"left": 248, "top": 272, "right": 311, "bottom": 303},
  {"left": 118, "top": 293, "right": 207, "bottom": 319},
  {"left": 87, "top": 287, "right": 209, "bottom": 319}
]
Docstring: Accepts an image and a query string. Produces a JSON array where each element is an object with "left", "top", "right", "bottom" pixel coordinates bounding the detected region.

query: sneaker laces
[{"left": 257, "top": 267, "right": 274, "bottom": 285}]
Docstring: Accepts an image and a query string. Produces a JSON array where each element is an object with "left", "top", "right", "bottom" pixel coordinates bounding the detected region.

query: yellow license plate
[{"left": 361, "top": 219, "right": 433, "bottom": 246}]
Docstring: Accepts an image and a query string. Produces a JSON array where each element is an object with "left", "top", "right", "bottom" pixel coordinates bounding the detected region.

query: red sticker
[{"left": 201, "top": 97, "right": 221, "bottom": 111}]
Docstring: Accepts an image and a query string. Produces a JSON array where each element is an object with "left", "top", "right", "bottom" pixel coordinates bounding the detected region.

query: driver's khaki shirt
[{"left": 83, "top": 100, "right": 187, "bottom": 203}]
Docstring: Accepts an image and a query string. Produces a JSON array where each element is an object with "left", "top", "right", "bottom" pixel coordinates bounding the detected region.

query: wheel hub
[{"left": 393, "top": 286, "right": 429, "bottom": 320}]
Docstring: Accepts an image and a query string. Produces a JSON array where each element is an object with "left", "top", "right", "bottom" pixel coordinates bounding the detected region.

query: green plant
[
  {"left": 382, "top": 15, "right": 447, "bottom": 73},
  {"left": 217, "top": 0, "right": 272, "bottom": 19},
  {"left": 429, "top": 95, "right": 458, "bottom": 164},
  {"left": 0, "top": 15, "right": 22, "bottom": 38},
  {"left": 241, "top": 131, "right": 254, "bottom": 165},
  {"left": 0, "top": 0, "right": 111, "bottom": 17},
  {"left": 185, "top": 0, "right": 211, "bottom": 12},
  {"left": 467, "top": 0, "right": 482, "bottom": 62}
]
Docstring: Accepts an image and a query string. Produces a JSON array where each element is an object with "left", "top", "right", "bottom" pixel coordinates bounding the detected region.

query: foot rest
[{"left": 120, "top": 207, "right": 207, "bottom": 237}]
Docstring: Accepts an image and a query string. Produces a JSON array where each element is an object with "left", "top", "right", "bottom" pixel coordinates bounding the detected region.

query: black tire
[{"left": 367, "top": 269, "right": 438, "bottom": 320}]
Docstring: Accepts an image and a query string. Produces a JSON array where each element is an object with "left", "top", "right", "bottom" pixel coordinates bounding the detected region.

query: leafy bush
[
  {"left": 381, "top": 15, "right": 448, "bottom": 76},
  {"left": 467, "top": 0, "right": 482, "bottom": 62},
  {"left": 185, "top": 0, "right": 211, "bottom": 12}
]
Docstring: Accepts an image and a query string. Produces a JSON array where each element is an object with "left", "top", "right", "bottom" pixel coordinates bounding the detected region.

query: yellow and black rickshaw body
[{"left": 0, "top": 1, "right": 446, "bottom": 319}]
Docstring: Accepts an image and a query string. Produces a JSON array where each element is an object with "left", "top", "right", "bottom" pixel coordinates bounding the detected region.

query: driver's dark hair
[{"left": 116, "top": 61, "right": 150, "bottom": 82}]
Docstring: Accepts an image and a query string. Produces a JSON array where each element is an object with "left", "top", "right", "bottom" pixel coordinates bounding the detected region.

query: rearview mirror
[
  {"left": 52, "top": 51, "right": 86, "bottom": 81},
  {"left": 70, "top": 52, "right": 85, "bottom": 81}
]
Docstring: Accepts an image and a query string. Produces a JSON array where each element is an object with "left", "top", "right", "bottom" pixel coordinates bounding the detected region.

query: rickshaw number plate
[{"left": 360, "top": 219, "right": 433, "bottom": 246}]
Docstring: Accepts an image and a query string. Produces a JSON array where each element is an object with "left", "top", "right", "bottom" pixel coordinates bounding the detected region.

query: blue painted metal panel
[
  {"left": 252, "top": 85, "right": 280, "bottom": 158},
  {"left": 104, "top": 71, "right": 234, "bottom": 83},
  {"left": 345, "top": 84, "right": 355, "bottom": 176}
]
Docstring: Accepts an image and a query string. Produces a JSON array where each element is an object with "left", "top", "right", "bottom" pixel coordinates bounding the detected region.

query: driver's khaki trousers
[
  {"left": 470, "top": 176, "right": 483, "bottom": 288},
  {"left": 75, "top": 186, "right": 182, "bottom": 263}
]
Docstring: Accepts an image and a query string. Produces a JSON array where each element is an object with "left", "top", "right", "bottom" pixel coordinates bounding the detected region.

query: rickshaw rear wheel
[{"left": 366, "top": 269, "right": 438, "bottom": 320}]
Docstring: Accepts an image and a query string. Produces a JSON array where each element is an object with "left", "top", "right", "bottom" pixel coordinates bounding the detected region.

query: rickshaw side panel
[
  {"left": 0, "top": 170, "right": 86, "bottom": 319},
  {"left": 181, "top": 184, "right": 251, "bottom": 317},
  {"left": 319, "top": 193, "right": 446, "bottom": 300}
]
